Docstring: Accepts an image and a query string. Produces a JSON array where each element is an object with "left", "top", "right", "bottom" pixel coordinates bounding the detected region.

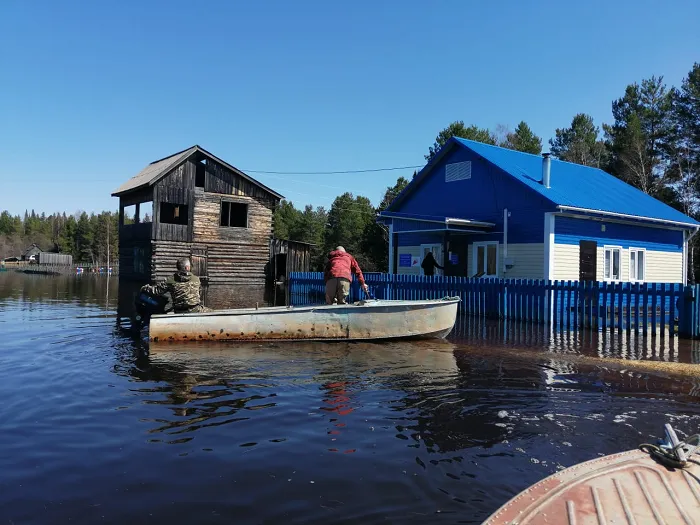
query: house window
[
  {"left": 160, "top": 203, "right": 189, "bottom": 225},
  {"left": 604, "top": 246, "right": 621, "bottom": 281},
  {"left": 629, "top": 248, "right": 646, "bottom": 282},
  {"left": 220, "top": 201, "right": 248, "bottom": 228},
  {"left": 195, "top": 159, "right": 206, "bottom": 188},
  {"left": 473, "top": 242, "right": 498, "bottom": 277},
  {"left": 445, "top": 161, "right": 472, "bottom": 182}
]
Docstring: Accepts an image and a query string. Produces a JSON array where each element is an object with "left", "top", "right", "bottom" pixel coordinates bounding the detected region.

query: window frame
[
  {"left": 629, "top": 247, "right": 646, "bottom": 283},
  {"left": 603, "top": 245, "right": 622, "bottom": 282},
  {"left": 472, "top": 241, "right": 499, "bottom": 278},
  {"left": 159, "top": 202, "right": 189, "bottom": 226},
  {"left": 219, "top": 199, "right": 249, "bottom": 229}
]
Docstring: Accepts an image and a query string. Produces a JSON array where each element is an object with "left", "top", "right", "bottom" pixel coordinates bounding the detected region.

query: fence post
[{"left": 678, "top": 285, "right": 696, "bottom": 338}]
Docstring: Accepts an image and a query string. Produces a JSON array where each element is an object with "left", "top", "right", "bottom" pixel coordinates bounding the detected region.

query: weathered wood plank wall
[{"left": 118, "top": 152, "right": 279, "bottom": 299}]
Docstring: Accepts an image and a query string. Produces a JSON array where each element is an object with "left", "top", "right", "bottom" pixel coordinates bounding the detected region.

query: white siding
[
  {"left": 553, "top": 242, "right": 683, "bottom": 283},
  {"left": 467, "top": 243, "right": 544, "bottom": 279},
  {"left": 396, "top": 246, "right": 422, "bottom": 275},
  {"left": 503, "top": 243, "right": 545, "bottom": 280}
]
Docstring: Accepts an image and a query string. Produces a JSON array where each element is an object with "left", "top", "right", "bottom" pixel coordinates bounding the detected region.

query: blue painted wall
[
  {"left": 394, "top": 146, "right": 554, "bottom": 244},
  {"left": 397, "top": 231, "right": 444, "bottom": 246},
  {"left": 555, "top": 216, "right": 683, "bottom": 252},
  {"left": 393, "top": 219, "right": 444, "bottom": 232}
]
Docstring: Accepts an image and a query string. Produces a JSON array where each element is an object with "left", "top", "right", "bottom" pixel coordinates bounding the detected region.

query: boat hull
[
  {"left": 148, "top": 298, "right": 460, "bottom": 343},
  {"left": 483, "top": 448, "right": 700, "bottom": 524}
]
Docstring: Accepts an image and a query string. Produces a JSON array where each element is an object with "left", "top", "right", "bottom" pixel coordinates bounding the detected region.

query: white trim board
[{"left": 543, "top": 213, "right": 555, "bottom": 280}]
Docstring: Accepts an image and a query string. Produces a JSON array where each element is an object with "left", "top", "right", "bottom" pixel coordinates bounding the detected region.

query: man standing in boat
[
  {"left": 324, "top": 246, "right": 370, "bottom": 305},
  {"left": 141, "top": 257, "right": 210, "bottom": 313}
]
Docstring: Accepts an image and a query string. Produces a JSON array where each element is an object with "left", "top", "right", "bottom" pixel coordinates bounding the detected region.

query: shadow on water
[{"left": 6, "top": 272, "right": 700, "bottom": 524}]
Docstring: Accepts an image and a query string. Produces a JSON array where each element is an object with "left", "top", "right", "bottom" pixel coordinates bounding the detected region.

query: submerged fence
[{"left": 288, "top": 272, "right": 700, "bottom": 338}]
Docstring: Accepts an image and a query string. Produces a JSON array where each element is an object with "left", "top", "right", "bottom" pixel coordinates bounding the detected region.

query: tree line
[
  {"left": 0, "top": 210, "right": 119, "bottom": 264},
  {"left": 3, "top": 63, "right": 697, "bottom": 276}
]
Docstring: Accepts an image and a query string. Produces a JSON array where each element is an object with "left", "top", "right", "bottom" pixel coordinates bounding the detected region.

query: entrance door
[
  {"left": 579, "top": 240, "right": 597, "bottom": 281},
  {"left": 420, "top": 244, "right": 443, "bottom": 276}
]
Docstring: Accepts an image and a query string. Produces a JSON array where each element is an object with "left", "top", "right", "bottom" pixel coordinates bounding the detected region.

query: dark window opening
[
  {"left": 160, "top": 202, "right": 189, "bottom": 225},
  {"left": 220, "top": 201, "right": 248, "bottom": 228},
  {"left": 195, "top": 159, "right": 206, "bottom": 188},
  {"left": 122, "top": 204, "right": 136, "bottom": 225}
]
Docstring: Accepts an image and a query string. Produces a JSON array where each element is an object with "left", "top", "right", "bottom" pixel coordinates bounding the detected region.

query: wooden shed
[
  {"left": 268, "top": 238, "right": 314, "bottom": 305},
  {"left": 111, "top": 145, "right": 284, "bottom": 298},
  {"left": 22, "top": 244, "right": 42, "bottom": 262}
]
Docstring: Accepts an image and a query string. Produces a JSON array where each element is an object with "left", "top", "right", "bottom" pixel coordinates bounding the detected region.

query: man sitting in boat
[
  {"left": 323, "top": 246, "right": 369, "bottom": 305},
  {"left": 140, "top": 257, "right": 210, "bottom": 313}
]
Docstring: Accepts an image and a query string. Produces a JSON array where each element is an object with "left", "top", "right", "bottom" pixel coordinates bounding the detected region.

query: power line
[{"left": 241, "top": 165, "right": 422, "bottom": 175}]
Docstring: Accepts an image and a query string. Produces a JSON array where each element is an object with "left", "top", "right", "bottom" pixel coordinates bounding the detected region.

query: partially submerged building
[
  {"left": 112, "top": 146, "right": 289, "bottom": 294},
  {"left": 378, "top": 137, "right": 700, "bottom": 284}
]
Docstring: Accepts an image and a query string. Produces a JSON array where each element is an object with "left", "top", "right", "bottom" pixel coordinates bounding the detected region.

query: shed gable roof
[
  {"left": 111, "top": 145, "right": 283, "bottom": 200},
  {"left": 387, "top": 137, "right": 699, "bottom": 227}
]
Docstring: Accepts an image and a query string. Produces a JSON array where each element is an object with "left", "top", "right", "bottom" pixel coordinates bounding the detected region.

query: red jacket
[{"left": 324, "top": 250, "right": 365, "bottom": 285}]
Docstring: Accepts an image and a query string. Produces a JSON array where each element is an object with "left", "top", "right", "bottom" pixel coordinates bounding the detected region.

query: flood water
[{"left": 2, "top": 272, "right": 700, "bottom": 524}]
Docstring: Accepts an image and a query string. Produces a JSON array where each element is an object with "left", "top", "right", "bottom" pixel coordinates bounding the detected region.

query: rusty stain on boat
[
  {"left": 148, "top": 298, "right": 460, "bottom": 343},
  {"left": 482, "top": 449, "right": 700, "bottom": 524}
]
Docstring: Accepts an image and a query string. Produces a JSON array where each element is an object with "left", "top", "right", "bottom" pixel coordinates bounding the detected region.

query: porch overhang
[{"left": 377, "top": 211, "right": 494, "bottom": 233}]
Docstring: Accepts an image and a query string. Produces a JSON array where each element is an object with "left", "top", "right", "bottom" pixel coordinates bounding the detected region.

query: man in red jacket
[{"left": 324, "top": 246, "right": 370, "bottom": 305}]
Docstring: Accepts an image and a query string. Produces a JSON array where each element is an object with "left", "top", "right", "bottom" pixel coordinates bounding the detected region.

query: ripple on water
[{"left": 3, "top": 274, "right": 700, "bottom": 524}]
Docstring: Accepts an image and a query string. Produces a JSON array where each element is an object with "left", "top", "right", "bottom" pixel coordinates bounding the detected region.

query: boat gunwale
[{"left": 150, "top": 297, "right": 461, "bottom": 320}]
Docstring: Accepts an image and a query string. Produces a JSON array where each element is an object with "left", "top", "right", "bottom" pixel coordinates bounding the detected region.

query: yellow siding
[
  {"left": 645, "top": 250, "right": 683, "bottom": 283},
  {"left": 552, "top": 243, "right": 579, "bottom": 281},
  {"left": 553, "top": 243, "right": 683, "bottom": 283}
]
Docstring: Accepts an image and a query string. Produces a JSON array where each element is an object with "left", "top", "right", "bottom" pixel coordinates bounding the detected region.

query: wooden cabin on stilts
[{"left": 112, "top": 145, "right": 311, "bottom": 308}]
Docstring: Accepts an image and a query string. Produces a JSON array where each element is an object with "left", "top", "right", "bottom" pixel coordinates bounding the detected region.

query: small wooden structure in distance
[
  {"left": 268, "top": 238, "right": 314, "bottom": 306},
  {"left": 112, "top": 145, "right": 287, "bottom": 306},
  {"left": 22, "top": 244, "right": 42, "bottom": 262},
  {"left": 37, "top": 253, "right": 73, "bottom": 265}
]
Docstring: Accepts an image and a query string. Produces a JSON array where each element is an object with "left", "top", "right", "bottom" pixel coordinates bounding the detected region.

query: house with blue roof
[{"left": 378, "top": 137, "right": 700, "bottom": 284}]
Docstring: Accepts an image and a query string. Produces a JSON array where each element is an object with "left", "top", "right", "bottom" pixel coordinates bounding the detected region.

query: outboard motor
[{"left": 133, "top": 289, "right": 170, "bottom": 327}]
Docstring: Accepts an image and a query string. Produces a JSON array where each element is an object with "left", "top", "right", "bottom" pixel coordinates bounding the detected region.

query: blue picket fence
[{"left": 288, "top": 272, "right": 700, "bottom": 338}]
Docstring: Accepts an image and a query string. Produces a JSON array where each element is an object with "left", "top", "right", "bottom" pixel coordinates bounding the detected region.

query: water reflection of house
[{"left": 111, "top": 145, "right": 311, "bottom": 307}]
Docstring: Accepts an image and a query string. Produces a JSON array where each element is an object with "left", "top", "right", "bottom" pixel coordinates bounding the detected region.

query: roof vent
[{"left": 542, "top": 153, "right": 551, "bottom": 188}]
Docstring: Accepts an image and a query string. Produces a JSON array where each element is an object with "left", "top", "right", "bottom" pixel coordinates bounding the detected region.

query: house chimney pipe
[{"left": 542, "top": 153, "right": 551, "bottom": 188}]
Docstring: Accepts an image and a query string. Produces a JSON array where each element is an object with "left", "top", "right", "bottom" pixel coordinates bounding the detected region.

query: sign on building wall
[
  {"left": 399, "top": 254, "right": 412, "bottom": 267},
  {"left": 450, "top": 253, "right": 459, "bottom": 264}
]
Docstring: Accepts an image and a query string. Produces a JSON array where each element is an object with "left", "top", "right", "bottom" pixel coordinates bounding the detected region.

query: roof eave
[
  {"left": 111, "top": 145, "right": 285, "bottom": 201},
  {"left": 556, "top": 205, "right": 700, "bottom": 229}
]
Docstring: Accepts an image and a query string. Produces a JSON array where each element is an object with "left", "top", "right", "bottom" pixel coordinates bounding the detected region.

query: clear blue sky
[{"left": 1, "top": 0, "right": 698, "bottom": 217}]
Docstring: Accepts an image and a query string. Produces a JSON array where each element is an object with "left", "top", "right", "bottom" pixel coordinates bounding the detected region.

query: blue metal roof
[{"left": 390, "top": 137, "right": 699, "bottom": 227}]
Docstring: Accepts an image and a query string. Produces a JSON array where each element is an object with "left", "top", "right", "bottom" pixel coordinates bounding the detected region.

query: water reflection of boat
[
  {"left": 147, "top": 298, "right": 460, "bottom": 343},
  {"left": 484, "top": 424, "right": 700, "bottom": 524}
]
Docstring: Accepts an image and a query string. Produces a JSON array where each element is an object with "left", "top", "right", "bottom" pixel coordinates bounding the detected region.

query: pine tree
[
  {"left": 501, "top": 121, "right": 543, "bottom": 154},
  {"left": 550, "top": 114, "right": 608, "bottom": 167}
]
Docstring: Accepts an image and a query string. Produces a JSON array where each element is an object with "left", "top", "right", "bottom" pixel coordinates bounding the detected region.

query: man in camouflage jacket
[{"left": 141, "top": 257, "right": 210, "bottom": 313}]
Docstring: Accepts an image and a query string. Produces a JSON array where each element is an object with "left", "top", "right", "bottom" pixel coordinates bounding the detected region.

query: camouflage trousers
[{"left": 175, "top": 304, "right": 211, "bottom": 314}]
